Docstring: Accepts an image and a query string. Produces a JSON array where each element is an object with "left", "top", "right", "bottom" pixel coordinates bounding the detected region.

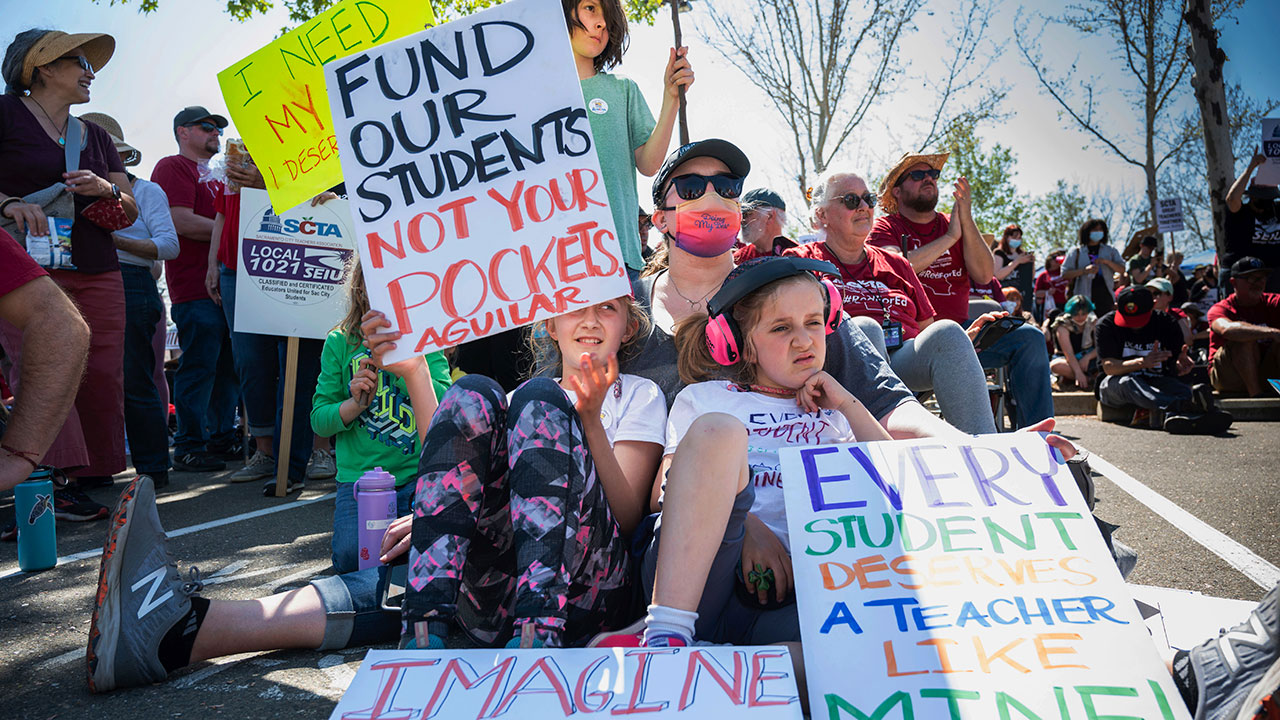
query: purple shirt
[{"left": 0, "top": 94, "right": 125, "bottom": 273}]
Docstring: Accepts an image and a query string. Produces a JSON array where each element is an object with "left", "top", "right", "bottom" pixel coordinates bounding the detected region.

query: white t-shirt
[
  {"left": 665, "top": 381, "right": 855, "bottom": 551},
  {"left": 511, "top": 374, "right": 667, "bottom": 448}
]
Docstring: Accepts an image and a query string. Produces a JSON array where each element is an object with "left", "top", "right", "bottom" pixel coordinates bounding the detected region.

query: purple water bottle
[{"left": 354, "top": 467, "right": 397, "bottom": 570}]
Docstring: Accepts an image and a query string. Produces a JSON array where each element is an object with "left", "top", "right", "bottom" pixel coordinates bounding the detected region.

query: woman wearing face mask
[
  {"left": 993, "top": 223, "right": 1035, "bottom": 302},
  {"left": 1061, "top": 218, "right": 1124, "bottom": 315}
]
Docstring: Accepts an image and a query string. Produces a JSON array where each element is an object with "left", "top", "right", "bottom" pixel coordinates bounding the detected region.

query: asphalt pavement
[{"left": 0, "top": 416, "right": 1276, "bottom": 719}]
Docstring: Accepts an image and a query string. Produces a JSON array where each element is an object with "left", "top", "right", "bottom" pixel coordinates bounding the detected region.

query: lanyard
[{"left": 823, "top": 243, "right": 894, "bottom": 326}]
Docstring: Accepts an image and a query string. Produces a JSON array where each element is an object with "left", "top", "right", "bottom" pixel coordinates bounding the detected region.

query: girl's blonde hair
[
  {"left": 674, "top": 273, "right": 823, "bottom": 386},
  {"left": 525, "top": 295, "right": 651, "bottom": 379},
  {"left": 337, "top": 256, "right": 370, "bottom": 346}
]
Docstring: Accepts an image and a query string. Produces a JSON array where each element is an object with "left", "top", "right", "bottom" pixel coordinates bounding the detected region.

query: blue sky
[{"left": 3, "top": 0, "right": 1277, "bottom": 244}]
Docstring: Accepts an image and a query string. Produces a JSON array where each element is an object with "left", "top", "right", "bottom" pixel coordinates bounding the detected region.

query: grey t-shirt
[{"left": 622, "top": 274, "right": 917, "bottom": 418}]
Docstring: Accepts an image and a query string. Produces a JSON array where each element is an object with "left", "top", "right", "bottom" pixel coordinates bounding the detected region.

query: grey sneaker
[
  {"left": 1191, "top": 582, "right": 1280, "bottom": 720},
  {"left": 230, "top": 449, "right": 275, "bottom": 483},
  {"left": 306, "top": 447, "right": 336, "bottom": 480},
  {"left": 87, "top": 475, "right": 204, "bottom": 693}
]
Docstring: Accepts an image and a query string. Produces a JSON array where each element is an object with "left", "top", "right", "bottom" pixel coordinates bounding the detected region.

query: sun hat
[
  {"left": 877, "top": 152, "right": 949, "bottom": 214},
  {"left": 80, "top": 111, "right": 139, "bottom": 166},
  {"left": 19, "top": 31, "right": 114, "bottom": 89}
]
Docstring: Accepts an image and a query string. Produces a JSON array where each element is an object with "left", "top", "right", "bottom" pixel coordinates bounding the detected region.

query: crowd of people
[{"left": 0, "top": 5, "right": 1277, "bottom": 720}]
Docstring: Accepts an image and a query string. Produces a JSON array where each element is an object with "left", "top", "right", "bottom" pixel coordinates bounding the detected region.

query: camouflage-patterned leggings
[{"left": 402, "top": 374, "right": 633, "bottom": 647}]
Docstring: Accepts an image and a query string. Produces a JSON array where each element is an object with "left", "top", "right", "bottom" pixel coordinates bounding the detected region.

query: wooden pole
[
  {"left": 670, "top": 0, "right": 690, "bottom": 146},
  {"left": 273, "top": 336, "right": 299, "bottom": 498}
]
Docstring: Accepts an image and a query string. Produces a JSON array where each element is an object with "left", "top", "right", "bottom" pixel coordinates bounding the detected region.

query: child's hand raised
[
  {"left": 663, "top": 46, "right": 695, "bottom": 105},
  {"left": 568, "top": 352, "right": 618, "bottom": 421},
  {"left": 796, "top": 370, "right": 856, "bottom": 414}
]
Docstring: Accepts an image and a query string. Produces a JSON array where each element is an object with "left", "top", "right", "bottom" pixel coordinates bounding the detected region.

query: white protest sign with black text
[
  {"left": 781, "top": 434, "right": 1189, "bottom": 720},
  {"left": 328, "top": 647, "right": 803, "bottom": 719},
  {"left": 324, "top": 0, "right": 630, "bottom": 363},
  {"left": 234, "top": 188, "right": 357, "bottom": 339},
  {"left": 1258, "top": 118, "right": 1280, "bottom": 186},
  {"left": 1156, "top": 197, "right": 1184, "bottom": 234}
]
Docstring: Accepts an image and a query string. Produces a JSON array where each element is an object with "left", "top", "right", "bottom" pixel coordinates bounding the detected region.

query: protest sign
[
  {"left": 217, "top": 0, "right": 434, "bottom": 213},
  {"left": 329, "top": 647, "right": 802, "bottom": 719},
  {"left": 234, "top": 188, "right": 357, "bottom": 339},
  {"left": 1259, "top": 119, "right": 1280, "bottom": 186},
  {"left": 781, "top": 434, "right": 1190, "bottom": 720},
  {"left": 1156, "top": 197, "right": 1184, "bottom": 234},
  {"left": 324, "top": 0, "right": 631, "bottom": 363}
]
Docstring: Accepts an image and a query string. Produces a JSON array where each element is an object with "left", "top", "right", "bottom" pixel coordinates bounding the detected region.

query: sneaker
[
  {"left": 1166, "top": 410, "right": 1234, "bottom": 436},
  {"left": 306, "top": 448, "right": 336, "bottom": 480},
  {"left": 1190, "top": 582, "right": 1280, "bottom": 720},
  {"left": 87, "top": 476, "right": 205, "bottom": 693},
  {"left": 587, "top": 618, "right": 645, "bottom": 648},
  {"left": 230, "top": 450, "right": 275, "bottom": 483},
  {"left": 262, "top": 476, "right": 305, "bottom": 497},
  {"left": 206, "top": 441, "right": 244, "bottom": 462},
  {"left": 172, "top": 452, "right": 226, "bottom": 473},
  {"left": 54, "top": 486, "right": 109, "bottom": 522},
  {"left": 1192, "top": 383, "right": 1217, "bottom": 414},
  {"left": 644, "top": 633, "right": 690, "bottom": 648}
]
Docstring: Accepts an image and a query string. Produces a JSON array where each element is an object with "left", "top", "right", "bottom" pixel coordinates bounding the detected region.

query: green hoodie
[{"left": 310, "top": 329, "right": 452, "bottom": 486}]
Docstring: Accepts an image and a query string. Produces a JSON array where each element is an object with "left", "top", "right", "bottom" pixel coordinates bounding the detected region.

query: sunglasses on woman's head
[
  {"left": 832, "top": 192, "right": 877, "bottom": 210},
  {"left": 897, "top": 168, "right": 941, "bottom": 185},
  {"left": 57, "top": 55, "right": 93, "bottom": 73},
  {"left": 669, "top": 174, "right": 744, "bottom": 202}
]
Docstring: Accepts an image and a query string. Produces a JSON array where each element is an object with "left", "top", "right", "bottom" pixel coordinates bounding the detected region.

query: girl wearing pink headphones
[{"left": 598, "top": 257, "right": 891, "bottom": 649}]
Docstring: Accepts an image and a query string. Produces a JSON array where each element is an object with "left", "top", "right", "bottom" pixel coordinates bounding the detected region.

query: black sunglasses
[
  {"left": 832, "top": 192, "right": 878, "bottom": 210},
  {"left": 57, "top": 55, "right": 93, "bottom": 73},
  {"left": 897, "top": 168, "right": 941, "bottom": 185},
  {"left": 184, "top": 121, "right": 223, "bottom": 135},
  {"left": 668, "top": 173, "right": 744, "bottom": 203}
]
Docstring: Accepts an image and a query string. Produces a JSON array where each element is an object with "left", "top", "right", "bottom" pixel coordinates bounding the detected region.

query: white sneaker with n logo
[
  {"left": 1191, "top": 583, "right": 1280, "bottom": 720},
  {"left": 88, "top": 476, "right": 202, "bottom": 693}
]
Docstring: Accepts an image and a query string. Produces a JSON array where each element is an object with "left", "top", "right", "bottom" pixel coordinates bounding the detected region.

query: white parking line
[
  {"left": 1089, "top": 453, "right": 1280, "bottom": 590},
  {"left": 0, "top": 492, "right": 336, "bottom": 582}
]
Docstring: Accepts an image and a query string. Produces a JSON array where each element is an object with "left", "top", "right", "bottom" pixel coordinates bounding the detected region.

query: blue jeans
[
  {"left": 120, "top": 265, "right": 171, "bottom": 474},
  {"left": 219, "top": 265, "right": 279, "bottom": 437},
  {"left": 332, "top": 481, "right": 417, "bottom": 574},
  {"left": 310, "top": 568, "right": 398, "bottom": 650},
  {"left": 170, "top": 297, "right": 239, "bottom": 455},
  {"left": 977, "top": 323, "right": 1055, "bottom": 429}
]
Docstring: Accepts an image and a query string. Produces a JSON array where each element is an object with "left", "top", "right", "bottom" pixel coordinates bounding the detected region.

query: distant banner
[
  {"left": 1156, "top": 198, "right": 1184, "bottom": 234},
  {"left": 1259, "top": 119, "right": 1280, "bottom": 186},
  {"left": 324, "top": 0, "right": 629, "bottom": 363},
  {"left": 329, "top": 647, "right": 802, "bottom": 719},
  {"left": 780, "top": 434, "right": 1190, "bottom": 720},
  {"left": 217, "top": 0, "right": 434, "bottom": 213},
  {"left": 235, "top": 188, "right": 357, "bottom": 339}
]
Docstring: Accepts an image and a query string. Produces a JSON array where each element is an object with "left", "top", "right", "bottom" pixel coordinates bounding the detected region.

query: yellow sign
[{"left": 217, "top": 0, "right": 434, "bottom": 213}]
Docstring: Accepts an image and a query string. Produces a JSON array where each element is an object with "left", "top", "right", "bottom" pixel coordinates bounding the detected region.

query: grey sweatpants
[{"left": 850, "top": 316, "right": 997, "bottom": 435}]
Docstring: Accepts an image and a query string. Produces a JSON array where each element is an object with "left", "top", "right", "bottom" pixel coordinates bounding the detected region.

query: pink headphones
[{"left": 705, "top": 257, "right": 843, "bottom": 366}]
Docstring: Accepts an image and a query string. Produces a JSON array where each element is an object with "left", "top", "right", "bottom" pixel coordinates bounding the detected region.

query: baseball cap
[
  {"left": 1115, "top": 287, "right": 1155, "bottom": 329},
  {"left": 173, "top": 106, "right": 229, "bottom": 130},
  {"left": 1140, "top": 236, "right": 1158, "bottom": 248},
  {"left": 651, "top": 139, "right": 751, "bottom": 206},
  {"left": 741, "top": 188, "right": 786, "bottom": 212},
  {"left": 1144, "top": 277, "right": 1173, "bottom": 296},
  {"left": 1230, "top": 256, "right": 1270, "bottom": 277}
]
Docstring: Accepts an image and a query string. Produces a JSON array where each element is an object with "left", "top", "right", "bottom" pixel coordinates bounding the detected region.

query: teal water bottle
[{"left": 15, "top": 468, "right": 57, "bottom": 571}]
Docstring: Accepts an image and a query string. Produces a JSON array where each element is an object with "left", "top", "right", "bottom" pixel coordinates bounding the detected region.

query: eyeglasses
[
  {"left": 897, "top": 168, "right": 941, "bottom": 185},
  {"left": 668, "top": 174, "right": 744, "bottom": 203},
  {"left": 184, "top": 121, "right": 223, "bottom": 135},
  {"left": 57, "top": 55, "right": 93, "bottom": 73},
  {"left": 831, "top": 192, "right": 878, "bottom": 210}
]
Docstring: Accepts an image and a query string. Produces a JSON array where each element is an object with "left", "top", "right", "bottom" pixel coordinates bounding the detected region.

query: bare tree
[
  {"left": 1015, "top": 0, "right": 1244, "bottom": 234},
  {"left": 912, "top": 1, "right": 1010, "bottom": 151}
]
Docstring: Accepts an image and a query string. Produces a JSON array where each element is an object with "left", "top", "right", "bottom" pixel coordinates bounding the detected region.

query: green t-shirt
[
  {"left": 581, "top": 72, "right": 657, "bottom": 272},
  {"left": 310, "top": 329, "right": 452, "bottom": 486}
]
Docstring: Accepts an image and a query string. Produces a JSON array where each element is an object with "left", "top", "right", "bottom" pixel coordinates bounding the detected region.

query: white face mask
[{"left": 1088, "top": 231, "right": 1104, "bottom": 243}]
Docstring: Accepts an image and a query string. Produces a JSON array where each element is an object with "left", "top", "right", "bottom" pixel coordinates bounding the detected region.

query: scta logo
[{"left": 283, "top": 217, "right": 343, "bottom": 238}]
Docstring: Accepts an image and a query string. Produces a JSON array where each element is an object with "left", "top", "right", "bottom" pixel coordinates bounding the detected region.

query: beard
[{"left": 901, "top": 185, "right": 938, "bottom": 213}]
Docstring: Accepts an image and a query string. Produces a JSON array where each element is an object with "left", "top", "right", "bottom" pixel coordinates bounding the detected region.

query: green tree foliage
[
  {"left": 1026, "top": 180, "right": 1088, "bottom": 252},
  {"left": 935, "top": 118, "right": 1025, "bottom": 240},
  {"left": 97, "top": 0, "right": 663, "bottom": 27}
]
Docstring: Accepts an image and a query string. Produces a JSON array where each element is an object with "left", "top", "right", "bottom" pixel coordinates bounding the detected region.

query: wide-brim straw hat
[
  {"left": 878, "top": 152, "right": 949, "bottom": 214},
  {"left": 80, "top": 111, "right": 139, "bottom": 166},
  {"left": 21, "top": 31, "right": 115, "bottom": 89}
]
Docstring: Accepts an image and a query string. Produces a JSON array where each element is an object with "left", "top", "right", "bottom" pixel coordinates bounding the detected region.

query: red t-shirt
[
  {"left": 867, "top": 213, "right": 970, "bottom": 324},
  {"left": 0, "top": 228, "right": 47, "bottom": 298},
  {"left": 785, "top": 241, "right": 936, "bottom": 340},
  {"left": 1035, "top": 268, "right": 1070, "bottom": 308},
  {"left": 152, "top": 155, "right": 223, "bottom": 304},
  {"left": 1207, "top": 292, "right": 1280, "bottom": 358},
  {"left": 215, "top": 189, "right": 242, "bottom": 270}
]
